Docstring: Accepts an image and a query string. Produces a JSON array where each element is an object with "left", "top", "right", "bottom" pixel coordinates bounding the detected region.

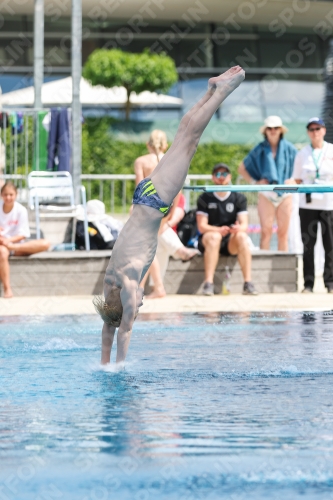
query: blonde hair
[
  {"left": 147, "top": 129, "right": 167, "bottom": 161},
  {"left": 93, "top": 293, "right": 123, "bottom": 328}
]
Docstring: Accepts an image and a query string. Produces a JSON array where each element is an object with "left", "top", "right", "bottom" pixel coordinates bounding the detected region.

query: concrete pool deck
[{"left": 0, "top": 292, "right": 332, "bottom": 316}]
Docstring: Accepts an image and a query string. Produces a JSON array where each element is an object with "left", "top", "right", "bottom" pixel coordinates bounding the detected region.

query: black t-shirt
[{"left": 197, "top": 191, "right": 248, "bottom": 227}]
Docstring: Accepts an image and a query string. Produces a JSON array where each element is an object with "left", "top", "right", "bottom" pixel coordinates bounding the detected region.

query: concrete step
[{"left": 4, "top": 251, "right": 298, "bottom": 297}]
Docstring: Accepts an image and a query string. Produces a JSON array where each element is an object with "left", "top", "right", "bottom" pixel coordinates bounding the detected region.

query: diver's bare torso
[
  {"left": 104, "top": 204, "right": 163, "bottom": 293},
  {"left": 98, "top": 67, "right": 246, "bottom": 364}
]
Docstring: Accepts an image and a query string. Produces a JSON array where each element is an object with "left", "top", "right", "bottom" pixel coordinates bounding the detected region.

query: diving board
[{"left": 183, "top": 184, "right": 333, "bottom": 193}]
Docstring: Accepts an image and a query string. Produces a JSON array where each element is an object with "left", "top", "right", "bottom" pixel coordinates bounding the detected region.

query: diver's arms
[
  {"left": 101, "top": 323, "right": 116, "bottom": 365},
  {"left": 116, "top": 280, "right": 137, "bottom": 363}
]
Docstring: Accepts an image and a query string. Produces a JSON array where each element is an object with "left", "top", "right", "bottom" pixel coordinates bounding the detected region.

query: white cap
[{"left": 76, "top": 199, "right": 106, "bottom": 222}]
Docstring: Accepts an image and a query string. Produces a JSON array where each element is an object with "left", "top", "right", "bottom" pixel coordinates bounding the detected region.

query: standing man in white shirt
[
  {"left": 0, "top": 182, "right": 50, "bottom": 298},
  {"left": 286, "top": 118, "right": 333, "bottom": 293}
]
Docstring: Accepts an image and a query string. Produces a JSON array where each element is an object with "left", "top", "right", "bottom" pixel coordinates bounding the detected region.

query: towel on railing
[
  {"left": 243, "top": 138, "right": 297, "bottom": 185},
  {"left": 47, "top": 108, "right": 71, "bottom": 172}
]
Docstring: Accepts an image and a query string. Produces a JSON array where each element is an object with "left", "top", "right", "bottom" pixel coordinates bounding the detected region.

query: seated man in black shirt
[{"left": 196, "top": 163, "right": 258, "bottom": 295}]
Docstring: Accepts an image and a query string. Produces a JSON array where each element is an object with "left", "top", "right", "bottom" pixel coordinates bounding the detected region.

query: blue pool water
[{"left": 1, "top": 311, "right": 333, "bottom": 499}]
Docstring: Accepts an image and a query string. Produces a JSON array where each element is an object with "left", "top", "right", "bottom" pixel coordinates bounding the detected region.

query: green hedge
[
  {"left": 82, "top": 118, "right": 251, "bottom": 209},
  {"left": 82, "top": 118, "right": 251, "bottom": 178}
]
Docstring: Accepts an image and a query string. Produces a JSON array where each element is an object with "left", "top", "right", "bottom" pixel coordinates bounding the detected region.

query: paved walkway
[{"left": 0, "top": 293, "right": 331, "bottom": 316}]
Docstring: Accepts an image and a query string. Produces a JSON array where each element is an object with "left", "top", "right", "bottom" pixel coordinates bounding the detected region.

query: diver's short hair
[{"left": 93, "top": 295, "right": 123, "bottom": 328}]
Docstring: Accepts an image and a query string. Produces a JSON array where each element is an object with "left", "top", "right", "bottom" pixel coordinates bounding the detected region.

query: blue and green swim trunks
[{"left": 133, "top": 178, "right": 170, "bottom": 215}]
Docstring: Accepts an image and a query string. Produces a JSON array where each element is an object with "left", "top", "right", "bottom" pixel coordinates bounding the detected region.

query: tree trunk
[{"left": 125, "top": 89, "right": 131, "bottom": 121}]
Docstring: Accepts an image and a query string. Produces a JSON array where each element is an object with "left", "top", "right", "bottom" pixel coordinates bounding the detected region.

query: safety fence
[
  {"left": 2, "top": 173, "right": 259, "bottom": 212},
  {"left": 0, "top": 107, "right": 261, "bottom": 233},
  {"left": 2, "top": 173, "right": 261, "bottom": 245},
  {"left": 2, "top": 171, "right": 273, "bottom": 251}
]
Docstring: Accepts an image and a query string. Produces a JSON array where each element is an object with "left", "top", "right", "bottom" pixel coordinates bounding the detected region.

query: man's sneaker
[
  {"left": 203, "top": 282, "right": 214, "bottom": 296},
  {"left": 327, "top": 287, "right": 333, "bottom": 294},
  {"left": 302, "top": 287, "right": 313, "bottom": 293},
  {"left": 242, "top": 281, "right": 258, "bottom": 295}
]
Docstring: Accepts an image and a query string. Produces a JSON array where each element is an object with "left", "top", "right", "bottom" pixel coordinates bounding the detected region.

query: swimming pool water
[{"left": 0, "top": 311, "right": 333, "bottom": 499}]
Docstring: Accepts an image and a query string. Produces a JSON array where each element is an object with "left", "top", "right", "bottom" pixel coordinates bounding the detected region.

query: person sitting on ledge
[
  {"left": 0, "top": 182, "right": 50, "bottom": 298},
  {"left": 94, "top": 66, "right": 246, "bottom": 364},
  {"left": 196, "top": 163, "right": 258, "bottom": 296}
]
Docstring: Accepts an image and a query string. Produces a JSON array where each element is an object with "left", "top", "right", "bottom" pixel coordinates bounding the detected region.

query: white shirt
[
  {"left": 292, "top": 142, "right": 333, "bottom": 210},
  {"left": 0, "top": 201, "right": 30, "bottom": 239}
]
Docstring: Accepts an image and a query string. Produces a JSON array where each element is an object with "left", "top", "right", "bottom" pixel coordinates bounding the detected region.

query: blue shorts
[{"left": 132, "top": 178, "right": 170, "bottom": 215}]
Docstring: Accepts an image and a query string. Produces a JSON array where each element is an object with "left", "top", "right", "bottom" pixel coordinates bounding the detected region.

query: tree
[{"left": 83, "top": 49, "right": 178, "bottom": 120}]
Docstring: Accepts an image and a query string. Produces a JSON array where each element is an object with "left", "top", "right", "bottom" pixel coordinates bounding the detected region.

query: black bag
[
  {"left": 75, "top": 221, "right": 115, "bottom": 250},
  {"left": 177, "top": 209, "right": 198, "bottom": 247}
]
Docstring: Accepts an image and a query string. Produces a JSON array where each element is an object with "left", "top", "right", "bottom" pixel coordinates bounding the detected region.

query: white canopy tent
[{"left": 0, "top": 77, "right": 183, "bottom": 109}]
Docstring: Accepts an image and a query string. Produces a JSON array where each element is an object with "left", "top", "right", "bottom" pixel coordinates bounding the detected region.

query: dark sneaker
[
  {"left": 327, "top": 287, "right": 333, "bottom": 294},
  {"left": 243, "top": 281, "right": 258, "bottom": 295},
  {"left": 203, "top": 282, "right": 214, "bottom": 296},
  {"left": 302, "top": 287, "right": 313, "bottom": 293}
]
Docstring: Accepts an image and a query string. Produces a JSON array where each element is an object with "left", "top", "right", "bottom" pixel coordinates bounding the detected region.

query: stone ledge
[{"left": 4, "top": 251, "right": 298, "bottom": 296}]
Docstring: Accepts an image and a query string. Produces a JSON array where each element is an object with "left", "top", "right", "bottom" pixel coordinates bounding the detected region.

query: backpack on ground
[
  {"left": 75, "top": 221, "right": 115, "bottom": 250},
  {"left": 177, "top": 209, "right": 198, "bottom": 247}
]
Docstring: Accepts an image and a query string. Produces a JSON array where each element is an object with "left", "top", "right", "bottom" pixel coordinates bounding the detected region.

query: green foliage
[
  {"left": 82, "top": 117, "right": 251, "bottom": 210},
  {"left": 3, "top": 116, "right": 34, "bottom": 177},
  {"left": 82, "top": 117, "right": 250, "bottom": 179},
  {"left": 189, "top": 143, "right": 251, "bottom": 181},
  {"left": 83, "top": 49, "right": 178, "bottom": 119}
]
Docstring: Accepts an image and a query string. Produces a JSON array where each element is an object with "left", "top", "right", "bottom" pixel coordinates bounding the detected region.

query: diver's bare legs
[
  {"left": 151, "top": 66, "right": 245, "bottom": 204},
  {"left": 170, "top": 87, "right": 215, "bottom": 149}
]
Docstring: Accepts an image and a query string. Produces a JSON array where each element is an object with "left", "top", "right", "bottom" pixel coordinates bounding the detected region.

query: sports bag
[
  {"left": 75, "top": 221, "right": 115, "bottom": 250},
  {"left": 176, "top": 209, "right": 198, "bottom": 247}
]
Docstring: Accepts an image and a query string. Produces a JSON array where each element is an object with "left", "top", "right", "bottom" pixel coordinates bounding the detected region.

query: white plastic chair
[{"left": 28, "top": 171, "right": 90, "bottom": 251}]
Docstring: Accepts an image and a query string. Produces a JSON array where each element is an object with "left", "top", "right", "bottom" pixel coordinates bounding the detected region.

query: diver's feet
[
  {"left": 208, "top": 66, "right": 245, "bottom": 94},
  {"left": 3, "top": 287, "right": 13, "bottom": 298},
  {"left": 146, "top": 286, "right": 166, "bottom": 299}
]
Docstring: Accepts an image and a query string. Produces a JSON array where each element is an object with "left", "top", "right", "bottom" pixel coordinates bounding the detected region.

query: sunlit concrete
[{"left": 0, "top": 292, "right": 331, "bottom": 316}]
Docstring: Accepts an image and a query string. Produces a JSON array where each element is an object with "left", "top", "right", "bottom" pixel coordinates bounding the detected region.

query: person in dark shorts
[{"left": 196, "top": 163, "right": 258, "bottom": 295}]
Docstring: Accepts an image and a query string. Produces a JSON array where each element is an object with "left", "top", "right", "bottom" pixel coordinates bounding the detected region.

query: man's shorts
[{"left": 198, "top": 233, "right": 236, "bottom": 257}]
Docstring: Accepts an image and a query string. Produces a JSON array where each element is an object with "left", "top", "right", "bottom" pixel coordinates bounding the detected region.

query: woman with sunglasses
[
  {"left": 238, "top": 116, "right": 297, "bottom": 251},
  {"left": 285, "top": 118, "right": 333, "bottom": 293}
]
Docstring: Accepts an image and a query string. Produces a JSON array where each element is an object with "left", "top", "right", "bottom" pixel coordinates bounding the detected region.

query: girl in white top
[
  {"left": 286, "top": 117, "right": 333, "bottom": 293},
  {"left": 0, "top": 182, "right": 50, "bottom": 298}
]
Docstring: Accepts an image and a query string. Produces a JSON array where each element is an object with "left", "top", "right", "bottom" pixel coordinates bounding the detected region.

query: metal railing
[
  {"left": 2, "top": 171, "right": 264, "bottom": 247},
  {"left": 2, "top": 173, "right": 260, "bottom": 210},
  {"left": 80, "top": 173, "right": 214, "bottom": 213},
  {"left": 3, "top": 171, "right": 259, "bottom": 222}
]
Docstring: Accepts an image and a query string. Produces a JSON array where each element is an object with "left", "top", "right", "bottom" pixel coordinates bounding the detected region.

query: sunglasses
[
  {"left": 214, "top": 171, "right": 229, "bottom": 178},
  {"left": 266, "top": 127, "right": 281, "bottom": 131},
  {"left": 308, "top": 127, "right": 321, "bottom": 132}
]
